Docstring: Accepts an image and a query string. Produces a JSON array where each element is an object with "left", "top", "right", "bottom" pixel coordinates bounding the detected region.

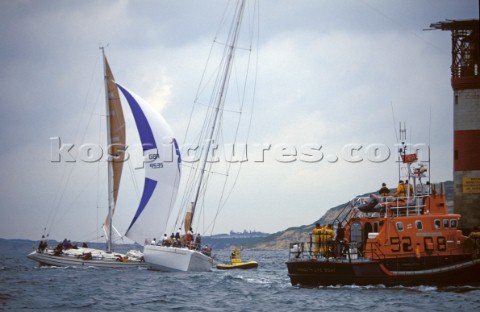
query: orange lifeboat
[{"left": 286, "top": 137, "right": 480, "bottom": 287}]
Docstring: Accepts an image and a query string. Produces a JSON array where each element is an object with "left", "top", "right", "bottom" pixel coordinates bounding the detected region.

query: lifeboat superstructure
[{"left": 286, "top": 133, "right": 480, "bottom": 287}]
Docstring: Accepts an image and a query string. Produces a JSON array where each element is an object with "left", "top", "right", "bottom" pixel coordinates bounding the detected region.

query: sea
[{"left": 1, "top": 239, "right": 479, "bottom": 311}]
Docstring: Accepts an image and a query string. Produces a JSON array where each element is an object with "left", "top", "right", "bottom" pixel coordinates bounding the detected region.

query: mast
[
  {"left": 189, "top": 0, "right": 247, "bottom": 222},
  {"left": 101, "top": 47, "right": 115, "bottom": 253}
]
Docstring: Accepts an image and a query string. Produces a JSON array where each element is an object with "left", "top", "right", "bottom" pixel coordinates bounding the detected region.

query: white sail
[{"left": 116, "top": 84, "right": 181, "bottom": 246}]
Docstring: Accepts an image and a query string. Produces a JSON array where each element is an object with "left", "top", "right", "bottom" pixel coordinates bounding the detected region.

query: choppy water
[{"left": 1, "top": 240, "right": 480, "bottom": 311}]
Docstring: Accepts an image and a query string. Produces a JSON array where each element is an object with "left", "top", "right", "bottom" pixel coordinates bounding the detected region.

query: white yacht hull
[
  {"left": 144, "top": 245, "right": 213, "bottom": 272},
  {"left": 27, "top": 248, "right": 146, "bottom": 268}
]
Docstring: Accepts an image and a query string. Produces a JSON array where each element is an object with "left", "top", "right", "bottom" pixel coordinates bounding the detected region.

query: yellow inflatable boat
[{"left": 216, "top": 250, "right": 258, "bottom": 270}]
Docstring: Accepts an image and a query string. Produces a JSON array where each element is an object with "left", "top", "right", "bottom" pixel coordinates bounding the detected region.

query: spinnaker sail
[{"left": 117, "top": 84, "right": 181, "bottom": 245}]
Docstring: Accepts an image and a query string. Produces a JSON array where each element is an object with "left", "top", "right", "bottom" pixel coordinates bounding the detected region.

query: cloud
[
  {"left": 0, "top": 0, "right": 474, "bottom": 240},
  {"left": 145, "top": 72, "right": 173, "bottom": 112}
]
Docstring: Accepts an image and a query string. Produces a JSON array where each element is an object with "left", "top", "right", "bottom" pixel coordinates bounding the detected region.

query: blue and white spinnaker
[{"left": 116, "top": 83, "right": 181, "bottom": 246}]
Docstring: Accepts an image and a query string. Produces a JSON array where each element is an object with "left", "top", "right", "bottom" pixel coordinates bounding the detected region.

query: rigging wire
[
  {"left": 209, "top": 0, "right": 259, "bottom": 234},
  {"left": 96, "top": 108, "right": 103, "bottom": 243},
  {"left": 174, "top": 6, "right": 236, "bottom": 232},
  {"left": 48, "top": 85, "right": 104, "bottom": 235},
  {"left": 359, "top": 0, "right": 443, "bottom": 52},
  {"left": 42, "top": 48, "right": 135, "bottom": 246},
  {"left": 44, "top": 53, "right": 103, "bottom": 238},
  {"left": 428, "top": 103, "right": 432, "bottom": 182},
  {"left": 190, "top": 0, "right": 249, "bottom": 235},
  {"left": 390, "top": 101, "right": 399, "bottom": 145},
  {"left": 171, "top": 0, "right": 258, "bottom": 236}
]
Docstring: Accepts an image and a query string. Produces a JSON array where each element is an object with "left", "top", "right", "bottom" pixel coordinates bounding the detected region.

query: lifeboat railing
[
  {"left": 387, "top": 195, "right": 427, "bottom": 217},
  {"left": 349, "top": 194, "right": 428, "bottom": 219},
  {"left": 364, "top": 241, "right": 387, "bottom": 261},
  {"left": 289, "top": 236, "right": 355, "bottom": 261},
  {"left": 288, "top": 242, "right": 306, "bottom": 260},
  {"left": 289, "top": 237, "right": 480, "bottom": 266},
  {"left": 329, "top": 194, "right": 429, "bottom": 235}
]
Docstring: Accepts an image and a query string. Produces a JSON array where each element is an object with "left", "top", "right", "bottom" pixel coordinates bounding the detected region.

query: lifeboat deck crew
[
  {"left": 321, "top": 224, "right": 335, "bottom": 258},
  {"left": 378, "top": 183, "right": 390, "bottom": 197},
  {"left": 393, "top": 180, "right": 406, "bottom": 199},
  {"left": 312, "top": 223, "right": 322, "bottom": 258}
]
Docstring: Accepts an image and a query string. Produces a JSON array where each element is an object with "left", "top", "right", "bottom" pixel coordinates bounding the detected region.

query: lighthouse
[{"left": 430, "top": 19, "right": 480, "bottom": 231}]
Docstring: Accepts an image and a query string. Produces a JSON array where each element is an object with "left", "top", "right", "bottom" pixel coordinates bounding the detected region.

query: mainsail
[
  {"left": 117, "top": 84, "right": 181, "bottom": 245},
  {"left": 102, "top": 53, "right": 126, "bottom": 249}
]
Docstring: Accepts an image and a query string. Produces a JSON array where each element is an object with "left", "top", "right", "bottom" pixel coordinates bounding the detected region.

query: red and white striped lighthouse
[{"left": 431, "top": 19, "right": 480, "bottom": 231}]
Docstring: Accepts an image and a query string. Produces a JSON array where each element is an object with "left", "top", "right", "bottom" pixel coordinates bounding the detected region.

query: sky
[{"left": 0, "top": 0, "right": 477, "bottom": 242}]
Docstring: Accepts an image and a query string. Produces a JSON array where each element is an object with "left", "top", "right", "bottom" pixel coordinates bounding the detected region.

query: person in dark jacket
[
  {"left": 378, "top": 183, "right": 390, "bottom": 197},
  {"left": 335, "top": 223, "right": 345, "bottom": 257}
]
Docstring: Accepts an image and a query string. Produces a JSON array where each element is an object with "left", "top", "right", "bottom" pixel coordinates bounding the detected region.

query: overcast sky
[{"left": 0, "top": 0, "right": 476, "bottom": 242}]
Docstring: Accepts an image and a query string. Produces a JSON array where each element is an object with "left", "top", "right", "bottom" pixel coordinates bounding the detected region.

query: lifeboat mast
[{"left": 397, "top": 122, "right": 432, "bottom": 202}]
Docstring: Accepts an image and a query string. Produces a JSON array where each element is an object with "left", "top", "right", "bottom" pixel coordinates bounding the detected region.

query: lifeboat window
[
  {"left": 434, "top": 219, "right": 441, "bottom": 229},
  {"left": 415, "top": 220, "right": 423, "bottom": 230},
  {"left": 350, "top": 222, "right": 362, "bottom": 246},
  {"left": 373, "top": 222, "right": 379, "bottom": 232},
  {"left": 450, "top": 219, "right": 458, "bottom": 228},
  {"left": 443, "top": 219, "right": 449, "bottom": 228},
  {"left": 396, "top": 222, "right": 404, "bottom": 231}
]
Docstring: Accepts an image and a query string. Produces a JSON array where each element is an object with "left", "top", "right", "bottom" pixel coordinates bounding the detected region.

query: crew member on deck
[
  {"left": 378, "top": 183, "right": 390, "bottom": 197},
  {"left": 161, "top": 234, "right": 169, "bottom": 246},
  {"left": 186, "top": 227, "right": 194, "bottom": 249},
  {"left": 393, "top": 180, "right": 406, "bottom": 199},
  {"left": 470, "top": 226, "right": 480, "bottom": 236},
  {"left": 321, "top": 224, "right": 334, "bottom": 258},
  {"left": 312, "top": 223, "right": 322, "bottom": 258},
  {"left": 38, "top": 235, "right": 48, "bottom": 252},
  {"left": 195, "top": 234, "right": 201, "bottom": 250},
  {"left": 335, "top": 223, "right": 345, "bottom": 257},
  {"left": 202, "top": 244, "right": 212, "bottom": 257},
  {"left": 174, "top": 231, "right": 181, "bottom": 247},
  {"left": 405, "top": 180, "right": 414, "bottom": 198}
]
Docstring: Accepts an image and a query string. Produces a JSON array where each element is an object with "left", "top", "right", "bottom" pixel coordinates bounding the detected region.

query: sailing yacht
[
  {"left": 27, "top": 49, "right": 181, "bottom": 267},
  {"left": 143, "top": 0, "right": 255, "bottom": 272}
]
